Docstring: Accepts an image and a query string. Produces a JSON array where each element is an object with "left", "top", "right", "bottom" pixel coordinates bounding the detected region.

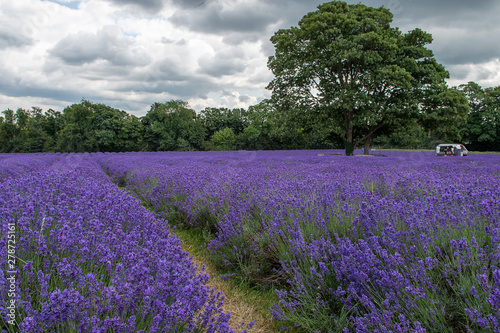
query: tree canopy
[
  {"left": 459, "top": 82, "right": 500, "bottom": 151},
  {"left": 267, "top": 1, "right": 468, "bottom": 155},
  {"left": 0, "top": 87, "right": 496, "bottom": 154},
  {"left": 141, "top": 100, "right": 205, "bottom": 151},
  {"left": 58, "top": 101, "right": 143, "bottom": 152}
]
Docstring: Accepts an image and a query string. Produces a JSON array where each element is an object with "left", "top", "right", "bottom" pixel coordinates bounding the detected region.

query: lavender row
[
  {"left": 0, "top": 153, "right": 242, "bottom": 332},
  {"left": 0, "top": 153, "right": 69, "bottom": 180},
  {"left": 97, "top": 150, "right": 500, "bottom": 332}
]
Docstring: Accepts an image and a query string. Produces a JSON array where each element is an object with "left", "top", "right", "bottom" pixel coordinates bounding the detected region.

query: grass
[
  {"left": 468, "top": 151, "right": 500, "bottom": 155},
  {"left": 174, "top": 227, "right": 281, "bottom": 333},
  {"left": 108, "top": 159, "right": 500, "bottom": 332},
  {"left": 110, "top": 171, "right": 281, "bottom": 332},
  {"left": 372, "top": 147, "right": 500, "bottom": 155},
  {"left": 371, "top": 148, "right": 434, "bottom": 151}
]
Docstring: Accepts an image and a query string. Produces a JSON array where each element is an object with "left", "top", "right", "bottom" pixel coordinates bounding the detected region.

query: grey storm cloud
[
  {"left": 49, "top": 26, "right": 150, "bottom": 67},
  {"left": 277, "top": 0, "right": 500, "bottom": 71},
  {"left": 1, "top": 0, "right": 500, "bottom": 115},
  {"left": 432, "top": 30, "right": 500, "bottom": 65},
  {"left": 197, "top": 48, "right": 247, "bottom": 77},
  {"left": 0, "top": 69, "right": 82, "bottom": 103},
  {"left": 239, "top": 94, "right": 251, "bottom": 102},
  {"left": 169, "top": 1, "right": 279, "bottom": 34},
  {"left": 198, "top": 59, "right": 245, "bottom": 77},
  {"left": 383, "top": 0, "right": 498, "bottom": 20},
  {"left": 154, "top": 58, "right": 192, "bottom": 82},
  {"left": 373, "top": 0, "right": 500, "bottom": 75},
  {"left": 102, "top": 0, "right": 210, "bottom": 12},
  {"left": 102, "top": 0, "right": 165, "bottom": 12},
  {"left": 169, "top": 0, "right": 214, "bottom": 9},
  {"left": 134, "top": 74, "right": 217, "bottom": 98},
  {"left": 0, "top": 29, "right": 32, "bottom": 50},
  {"left": 116, "top": 58, "right": 217, "bottom": 98}
]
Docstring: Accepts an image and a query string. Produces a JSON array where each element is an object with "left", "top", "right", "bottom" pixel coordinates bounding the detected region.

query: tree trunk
[
  {"left": 363, "top": 135, "right": 372, "bottom": 155},
  {"left": 344, "top": 110, "right": 354, "bottom": 156},
  {"left": 345, "top": 139, "right": 353, "bottom": 156},
  {"left": 354, "top": 123, "right": 384, "bottom": 156}
]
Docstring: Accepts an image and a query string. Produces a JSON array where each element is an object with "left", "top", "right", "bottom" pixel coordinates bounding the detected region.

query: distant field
[
  {"left": 1, "top": 151, "right": 499, "bottom": 332},
  {"left": 372, "top": 148, "right": 500, "bottom": 155},
  {"left": 469, "top": 151, "right": 500, "bottom": 155}
]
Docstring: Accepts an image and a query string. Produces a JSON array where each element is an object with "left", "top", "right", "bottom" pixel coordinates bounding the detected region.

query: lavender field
[
  {"left": 2, "top": 150, "right": 500, "bottom": 332},
  {"left": 0, "top": 153, "right": 245, "bottom": 333}
]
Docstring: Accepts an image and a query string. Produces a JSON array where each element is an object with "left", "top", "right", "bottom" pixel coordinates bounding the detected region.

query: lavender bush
[
  {"left": 0, "top": 153, "right": 67, "bottom": 180},
  {"left": 96, "top": 150, "right": 500, "bottom": 332},
  {"left": 1, "top": 153, "right": 243, "bottom": 332}
]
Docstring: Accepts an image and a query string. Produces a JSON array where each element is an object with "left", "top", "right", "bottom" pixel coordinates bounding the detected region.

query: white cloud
[
  {"left": 49, "top": 25, "right": 150, "bottom": 66},
  {"left": 0, "top": 0, "right": 499, "bottom": 116},
  {"left": 448, "top": 59, "right": 500, "bottom": 89}
]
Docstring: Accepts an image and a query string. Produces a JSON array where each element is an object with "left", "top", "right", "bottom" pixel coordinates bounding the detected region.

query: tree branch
[{"left": 354, "top": 122, "right": 385, "bottom": 147}]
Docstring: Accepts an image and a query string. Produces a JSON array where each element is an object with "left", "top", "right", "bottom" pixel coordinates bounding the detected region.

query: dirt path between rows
[
  {"left": 114, "top": 178, "right": 275, "bottom": 331},
  {"left": 179, "top": 239, "right": 276, "bottom": 333}
]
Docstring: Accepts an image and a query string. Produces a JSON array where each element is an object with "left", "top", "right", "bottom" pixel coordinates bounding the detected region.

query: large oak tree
[{"left": 267, "top": 1, "right": 468, "bottom": 155}]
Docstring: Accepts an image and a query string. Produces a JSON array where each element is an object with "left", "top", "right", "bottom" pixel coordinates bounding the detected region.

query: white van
[{"left": 436, "top": 144, "right": 468, "bottom": 156}]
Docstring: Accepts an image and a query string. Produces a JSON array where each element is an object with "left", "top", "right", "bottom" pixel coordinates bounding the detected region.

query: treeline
[
  {"left": 375, "top": 82, "right": 500, "bottom": 151},
  {"left": 0, "top": 99, "right": 289, "bottom": 153},
  {"left": 0, "top": 81, "right": 498, "bottom": 153}
]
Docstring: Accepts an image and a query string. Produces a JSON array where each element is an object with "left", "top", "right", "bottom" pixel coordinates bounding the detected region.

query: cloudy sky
[{"left": 1, "top": 0, "right": 499, "bottom": 116}]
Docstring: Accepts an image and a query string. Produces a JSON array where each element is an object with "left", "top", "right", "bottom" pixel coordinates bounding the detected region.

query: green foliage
[
  {"left": 0, "top": 107, "right": 56, "bottom": 153},
  {"left": 0, "top": 81, "right": 496, "bottom": 153},
  {"left": 459, "top": 82, "right": 500, "bottom": 151},
  {"left": 242, "top": 100, "right": 275, "bottom": 149},
  {"left": 200, "top": 107, "right": 248, "bottom": 138},
  {"left": 267, "top": 1, "right": 465, "bottom": 155},
  {"left": 174, "top": 227, "right": 281, "bottom": 332},
  {"left": 57, "top": 101, "right": 94, "bottom": 152},
  {"left": 141, "top": 100, "right": 206, "bottom": 151},
  {"left": 238, "top": 126, "right": 261, "bottom": 150},
  {"left": 57, "top": 100, "right": 143, "bottom": 152},
  {"left": 242, "top": 99, "right": 314, "bottom": 150},
  {"left": 373, "top": 118, "right": 431, "bottom": 149},
  {"left": 420, "top": 85, "right": 469, "bottom": 141},
  {"left": 211, "top": 127, "right": 236, "bottom": 151}
]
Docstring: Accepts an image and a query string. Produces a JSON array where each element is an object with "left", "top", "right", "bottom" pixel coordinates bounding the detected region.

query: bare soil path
[{"left": 179, "top": 236, "right": 276, "bottom": 333}]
